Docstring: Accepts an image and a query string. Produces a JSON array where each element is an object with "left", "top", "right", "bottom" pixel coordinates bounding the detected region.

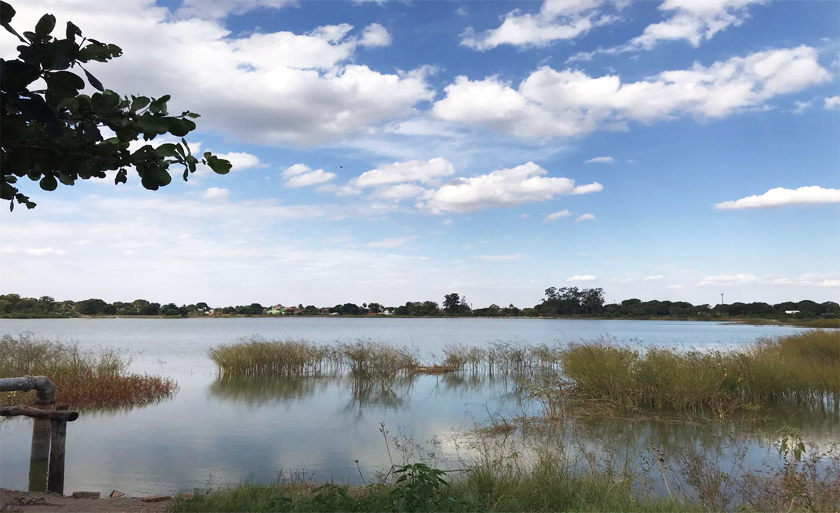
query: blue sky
[{"left": 2, "top": 0, "right": 839, "bottom": 307}]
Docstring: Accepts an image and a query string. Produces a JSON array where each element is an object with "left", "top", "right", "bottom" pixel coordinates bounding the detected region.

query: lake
[{"left": 0, "top": 317, "right": 833, "bottom": 496}]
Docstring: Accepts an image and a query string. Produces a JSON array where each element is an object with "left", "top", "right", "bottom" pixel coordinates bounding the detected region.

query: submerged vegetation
[
  {"left": 171, "top": 421, "right": 840, "bottom": 513},
  {"left": 0, "top": 334, "right": 177, "bottom": 409}
]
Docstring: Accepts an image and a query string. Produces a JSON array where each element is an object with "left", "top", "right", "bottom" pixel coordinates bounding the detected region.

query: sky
[{"left": 2, "top": 0, "right": 839, "bottom": 308}]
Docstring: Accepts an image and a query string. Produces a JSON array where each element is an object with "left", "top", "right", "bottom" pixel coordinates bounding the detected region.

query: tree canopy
[{"left": 0, "top": 2, "right": 231, "bottom": 210}]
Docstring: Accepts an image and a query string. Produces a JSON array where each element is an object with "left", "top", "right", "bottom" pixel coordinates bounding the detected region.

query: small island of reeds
[{"left": 0, "top": 334, "right": 178, "bottom": 409}]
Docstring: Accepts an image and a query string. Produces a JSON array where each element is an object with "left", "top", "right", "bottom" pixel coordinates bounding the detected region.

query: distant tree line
[{"left": 0, "top": 291, "right": 837, "bottom": 320}]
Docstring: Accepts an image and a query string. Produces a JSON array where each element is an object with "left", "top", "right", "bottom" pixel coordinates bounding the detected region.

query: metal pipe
[{"left": 0, "top": 376, "right": 56, "bottom": 404}]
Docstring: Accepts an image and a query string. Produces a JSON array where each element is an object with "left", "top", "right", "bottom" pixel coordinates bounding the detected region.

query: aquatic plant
[
  {"left": 560, "top": 330, "right": 840, "bottom": 413},
  {"left": 0, "top": 333, "right": 177, "bottom": 409}
]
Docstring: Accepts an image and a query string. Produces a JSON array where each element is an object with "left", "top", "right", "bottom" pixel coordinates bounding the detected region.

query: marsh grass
[
  {"left": 210, "top": 339, "right": 420, "bottom": 380},
  {"left": 0, "top": 334, "right": 177, "bottom": 409},
  {"left": 560, "top": 330, "right": 839, "bottom": 413}
]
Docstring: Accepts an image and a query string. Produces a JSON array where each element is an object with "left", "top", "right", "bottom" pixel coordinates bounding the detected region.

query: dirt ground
[{"left": 0, "top": 489, "right": 171, "bottom": 513}]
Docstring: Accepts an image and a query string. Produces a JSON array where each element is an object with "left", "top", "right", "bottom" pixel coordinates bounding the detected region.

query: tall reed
[
  {"left": 0, "top": 334, "right": 177, "bottom": 409},
  {"left": 560, "top": 330, "right": 839, "bottom": 412}
]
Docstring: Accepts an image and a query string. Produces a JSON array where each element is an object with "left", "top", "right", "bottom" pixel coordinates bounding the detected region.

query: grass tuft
[{"left": 0, "top": 334, "right": 177, "bottom": 409}]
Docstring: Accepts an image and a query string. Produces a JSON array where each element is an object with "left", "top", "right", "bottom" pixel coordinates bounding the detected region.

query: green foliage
[
  {"left": 559, "top": 330, "right": 840, "bottom": 413},
  {"left": 389, "top": 463, "right": 451, "bottom": 512},
  {"left": 0, "top": 2, "right": 230, "bottom": 210}
]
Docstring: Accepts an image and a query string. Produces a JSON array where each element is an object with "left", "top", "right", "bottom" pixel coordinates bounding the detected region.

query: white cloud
[
  {"left": 177, "top": 0, "right": 296, "bottom": 19},
  {"left": 282, "top": 164, "right": 338, "bottom": 188},
  {"left": 0, "top": 247, "right": 67, "bottom": 256},
  {"left": 359, "top": 23, "right": 392, "bottom": 47},
  {"left": 824, "top": 96, "right": 840, "bottom": 110},
  {"left": 817, "top": 280, "right": 840, "bottom": 287},
  {"left": 461, "top": 0, "right": 609, "bottom": 51},
  {"left": 585, "top": 156, "right": 615, "bottom": 164},
  {"left": 569, "top": 0, "right": 767, "bottom": 61},
  {"left": 630, "top": 0, "right": 768, "bottom": 50},
  {"left": 715, "top": 186, "right": 840, "bottom": 210},
  {"left": 793, "top": 100, "right": 813, "bottom": 114},
  {"left": 567, "top": 274, "right": 597, "bottom": 281},
  {"left": 575, "top": 213, "right": 596, "bottom": 222},
  {"left": 698, "top": 274, "right": 758, "bottom": 286},
  {"left": 366, "top": 236, "right": 417, "bottom": 249},
  {"left": 666, "top": 284, "right": 683, "bottom": 289},
  {"left": 349, "top": 158, "right": 455, "bottom": 191},
  {"left": 644, "top": 275, "right": 664, "bottom": 280},
  {"left": 570, "top": 183, "right": 604, "bottom": 195},
  {"left": 202, "top": 187, "right": 229, "bottom": 199},
  {"left": 216, "top": 152, "right": 268, "bottom": 170},
  {"left": 370, "top": 184, "right": 428, "bottom": 200},
  {"left": 12, "top": 2, "right": 430, "bottom": 147},
  {"left": 434, "top": 46, "right": 829, "bottom": 139},
  {"left": 473, "top": 253, "right": 526, "bottom": 261},
  {"left": 417, "top": 162, "right": 602, "bottom": 214},
  {"left": 543, "top": 210, "right": 573, "bottom": 222}
]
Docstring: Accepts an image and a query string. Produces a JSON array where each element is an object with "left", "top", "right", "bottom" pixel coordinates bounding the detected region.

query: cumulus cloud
[
  {"left": 585, "top": 156, "right": 615, "bottom": 164},
  {"left": 644, "top": 275, "right": 664, "bottom": 280},
  {"left": 202, "top": 187, "right": 229, "bottom": 199},
  {"left": 433, "top": 46, "right": 829, "bottom": 139},
  {"left": 543, "top": 210, "right": 573, "bottom": 222},
  {"left": 371, "top": 184, "right": 429, "bottom": 200},
  {"left": 698, "top": 274, "right": 758, "bottom": 286},
  {"left": 567, "top": 274, "right": 597, "bottom": 281},
  {"left": 715, "top": 186, "right": 840, "bottom": 210},
  {"left": 461, "top": 0, "right": 611, "bottom": 51},
  {"left": 417, "top": 162, "right": 602, "bottom": 214},
  {"left": 568, "top": 0, "right": 768, "bottom": 60},
  {"left": 177, "top": 0, "right": 296, "bottom": 19},
  {"left": 630, "top": 0, "right": 767, "bottom": 50},
  {"left": 350, "top": 158, "right": 455, "bottom": 190},
  {"left": 216, "top": 152, "right": 268, "bottom": 170},
  {"left": 282, "top": 164, "right": 337, "bottom": 188},
  {"left": 824, "top": 96, "right": 840, "bottom": 110},
  {"left": 11, "top": 1, "right": 431, "bottom": 147},
  {"left": 575, "top": 213, "right": 596, "bottom": 222}
]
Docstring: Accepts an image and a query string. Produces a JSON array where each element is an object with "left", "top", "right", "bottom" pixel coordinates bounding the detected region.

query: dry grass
[{"left": 0, "top": 334, "right": 177, "bottom": 409}]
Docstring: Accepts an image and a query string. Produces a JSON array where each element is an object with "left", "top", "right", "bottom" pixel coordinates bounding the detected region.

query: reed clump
[
  {"left": 560, "top": 330, "right": 839, "bottom": 412},
  {"left": 209, "top": 338, "right": 340, "bottom": 377},
  {"left": 210, "top": 339, "right": 420, "bottom": 380},
  {"left": 0, "top": 334, "right": 177, "bottom": 409}
]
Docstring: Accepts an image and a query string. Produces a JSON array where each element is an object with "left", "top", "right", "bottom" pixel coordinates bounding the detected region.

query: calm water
[{"left": 0, "top": 318, "right": 833, "bottom": 496}]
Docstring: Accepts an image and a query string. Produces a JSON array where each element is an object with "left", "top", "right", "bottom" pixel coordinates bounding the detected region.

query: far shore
[{"left": 1, "top": 314, "right": 836, "bottom": 328}]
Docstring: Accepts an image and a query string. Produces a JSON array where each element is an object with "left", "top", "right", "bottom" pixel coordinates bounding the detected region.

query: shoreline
[{"left": 0, "top": 315, "right": 835, "bottom": 328}]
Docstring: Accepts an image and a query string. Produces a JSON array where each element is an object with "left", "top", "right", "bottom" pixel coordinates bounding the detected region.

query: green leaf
[
  {"left": 155, "top": 143, "right": 179, "bottom": 157},
  {"left": 130, "top": 96, "right": 150, "bottom": 112},
  {"left": 167, "top": 118, "right": 195, "bottom": 137},
  {"left": 115, "top": 169, "right": 128, "bottom": 185},
  {"left": 35, "top": 13, "right": 56, "bottom": 37},
  {"left": 39, "top": 174, "right": 58, "bottom": 191},
  {"left": 83, "top": 68, "right": 104, "bottom": 91},
  {"left": 136, "top": 115, "right": 170, "bottom": 135},
  {"left": 204, "top": 153, "right": 232, "bottom": 175},
  {"left": 57, "top": 173, "right": 76, "bottom": 186},
  {"left": 66, "top": 21, "right": 81, "bottom": 40},
  {"left": 44, "top": 71, "right": 85, "bottom": 102},
  {"left": 0, "top": 1, "right": 14, "bottom": 25},
  {"left": 149, "top": 95, "right": 171, "bottom": 115}
]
